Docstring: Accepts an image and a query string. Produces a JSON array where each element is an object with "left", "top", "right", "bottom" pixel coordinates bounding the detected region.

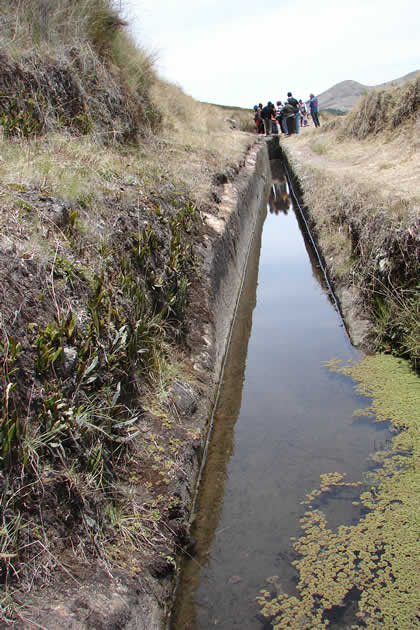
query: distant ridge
[{"left": 317, "top": 70, "right": 419, "bottom": 112}]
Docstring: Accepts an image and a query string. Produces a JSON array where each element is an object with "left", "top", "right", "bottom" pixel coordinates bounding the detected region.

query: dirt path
[{"left": 281, "top": 122, "right": 420, "bottom": 202}]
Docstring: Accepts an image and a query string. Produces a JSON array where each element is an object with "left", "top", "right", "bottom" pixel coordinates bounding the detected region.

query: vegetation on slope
[
  {"left": 334, "top": 79, "right": 419, "bottom": 367},
  {"left": 338, "top": 75, "right": 420, "bottom": 139},
  {"left": 0, "top": 1, "right": 253, "bottom": 625},
  {"left": 0, "top": 0, "right": 160, "bottom": 139}
]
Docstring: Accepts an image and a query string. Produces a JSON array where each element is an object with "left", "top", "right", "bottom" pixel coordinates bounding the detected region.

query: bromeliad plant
[
  {"left": 0, "top": 195, "right": 200, "bottom": 614},
  {"left": 0, "top": 335, "right": 22, "bottom": 467}
]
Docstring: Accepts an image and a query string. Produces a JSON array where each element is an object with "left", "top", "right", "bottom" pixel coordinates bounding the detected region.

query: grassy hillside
[{"left": 0, "top": 2, "right": 253, "bottom": 625}]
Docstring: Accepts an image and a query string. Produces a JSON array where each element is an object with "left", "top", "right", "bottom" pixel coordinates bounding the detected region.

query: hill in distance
[{"left": 318, "top": 70, "right": 419, "bottom": 112}]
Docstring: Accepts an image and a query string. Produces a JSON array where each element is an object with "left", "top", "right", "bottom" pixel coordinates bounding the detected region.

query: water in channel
[{"left": 170, "top": 160, "right": 390, "bottom": 630}]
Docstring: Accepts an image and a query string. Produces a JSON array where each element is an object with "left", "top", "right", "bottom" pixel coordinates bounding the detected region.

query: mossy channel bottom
[{"left": 170, "top": 161, "right": 391, "bottom": 629}]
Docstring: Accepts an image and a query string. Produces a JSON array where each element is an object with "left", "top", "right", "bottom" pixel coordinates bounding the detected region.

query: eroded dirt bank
[
  {"left": 274, "top": 131, "right": 419, "bottom": 363},
  {"left": 268, "top": 138, "right": 374, "bottom": 349},
  {"left": 0, "top": 43, "right": 268, "bottom": 624}
]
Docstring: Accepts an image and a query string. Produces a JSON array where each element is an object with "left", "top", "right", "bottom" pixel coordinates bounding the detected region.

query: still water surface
[{"left": 170, "top": 161, "right": 390, "bottom": 629}]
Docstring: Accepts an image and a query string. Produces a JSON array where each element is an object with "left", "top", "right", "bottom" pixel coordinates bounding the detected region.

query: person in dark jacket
[
  {"left": 287, "top": 92, "right": 300, "bottom": 133},
  {"left": 261, "top": 101, "right": 276, "bottom": 136},
  {"left": 281, "top": 102, "right": 297, "bottom": 135}
]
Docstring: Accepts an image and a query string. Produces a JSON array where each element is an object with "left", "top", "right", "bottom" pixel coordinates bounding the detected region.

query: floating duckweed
[
  {"left": 257, "top": 354, "right": 420, "bottom": 629},
  {"left": 302, "top": 471, "right": 362, "bottom": 506}
]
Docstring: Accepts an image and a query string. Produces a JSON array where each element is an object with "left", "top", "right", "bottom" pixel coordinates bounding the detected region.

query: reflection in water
[
  {"left": 170, "top": 162, "right": 390, "bottom": 630},
  {"left": 268, "top": 180, "right": 290, "bottom": 215},
  {"left": 270, "top": 160, "right": 328, "bottom": 293}
]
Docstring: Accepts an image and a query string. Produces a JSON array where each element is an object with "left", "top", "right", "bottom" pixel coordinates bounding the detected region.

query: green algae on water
[{"left": 257, "top": 354, "right": 420, "bottom": 629}]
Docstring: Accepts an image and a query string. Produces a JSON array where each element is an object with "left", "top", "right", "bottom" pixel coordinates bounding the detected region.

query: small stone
[
  {"left": 228, "top": 575, "right": 243, "bottom": 584},
  {"left": 169, "top": 380, "right": 198, "bottom": 417},
  {"left": 50, "top": 202, "right": 69, "bottom": 227},
  {"left": 63, "top": 346, "right": 78, "bottom": 372}
]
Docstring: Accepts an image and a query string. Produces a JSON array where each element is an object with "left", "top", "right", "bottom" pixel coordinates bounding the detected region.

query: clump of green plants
[
  {"left": 0, "top": 96, "right": 42, "bottom": 138},
  {"left": 167, "top": 201, "right": 197, "bottom": 318},
  {"left": 0, "top": 336, "right": 21, "bottom": 467},
  {"left": 372, "top": 284, "right": 419, "bottom": 370},
  {"left": 257, "top": 355, "right": 419, "bottom": 629},
  {"left": 130, "top": 201, "right": 197, "bottom": 322},
  {"left": 72, "top": 107, "right": 93, "bottom": 135},
  {"left": 0, "top": 185, "right": 201, "bottom": 620}
]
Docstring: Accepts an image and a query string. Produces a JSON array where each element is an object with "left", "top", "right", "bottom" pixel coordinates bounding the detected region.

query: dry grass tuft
[
  {"left": 1, "top": 0, "right": 124, "bottom": 55},
  {"left": 0, "top": 0, "right": 160, "bottom": 141},
  {"left": 149, "top": 79, "right": 253, "bottom": 203},
  {"left": 152, "top": 80, "right": 252, "bottom": 156},
  {"left": 339, "top": 73, "right": 420, "bottom": 140}
]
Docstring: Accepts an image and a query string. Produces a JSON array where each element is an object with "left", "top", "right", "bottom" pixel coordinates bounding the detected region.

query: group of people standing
[{"left": 253, "top": 93, "right": 320, "bottom": 136}]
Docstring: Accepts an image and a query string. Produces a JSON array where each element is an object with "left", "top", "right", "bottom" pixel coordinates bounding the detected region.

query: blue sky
[{"left": 124, "top": 0, "right": 420, "bottom": 108}]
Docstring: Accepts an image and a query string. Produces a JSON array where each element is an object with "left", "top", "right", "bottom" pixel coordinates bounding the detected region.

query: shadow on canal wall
[
  {"left": 207, "top": 143, "right": 272, "bottom": 380},
  {"left": 169, "top": 171, "right": 267, "bottom": 629},
  {"left": 161, "top": 141, "right": 272, "bottom": 627}
]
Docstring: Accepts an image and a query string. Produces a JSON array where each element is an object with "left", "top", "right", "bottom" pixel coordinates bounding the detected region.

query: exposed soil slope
[{"left": 0, "top": 139, "right": 266, "bottom": 628}]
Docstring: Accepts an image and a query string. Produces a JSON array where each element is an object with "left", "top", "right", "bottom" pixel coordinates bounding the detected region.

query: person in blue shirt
[{"left": 309, "top": 93, "right": 321, "bottom": 128}]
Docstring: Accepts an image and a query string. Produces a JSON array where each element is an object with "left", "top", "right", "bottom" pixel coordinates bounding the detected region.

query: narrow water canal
[{"left": 170, "top": 160, "right": 390, "bottom": 629}]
